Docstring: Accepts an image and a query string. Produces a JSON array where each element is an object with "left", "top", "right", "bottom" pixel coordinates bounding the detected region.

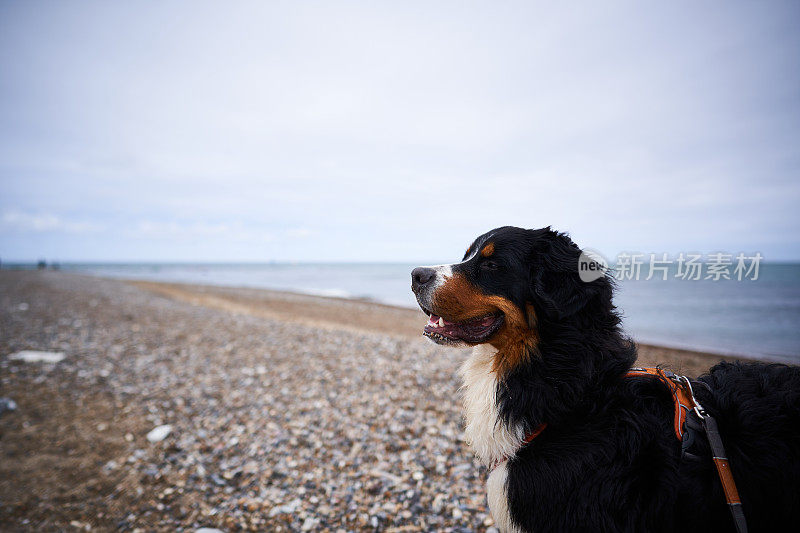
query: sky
[{"left": 1, "top": 1, "right": 799, "bottom": 263}]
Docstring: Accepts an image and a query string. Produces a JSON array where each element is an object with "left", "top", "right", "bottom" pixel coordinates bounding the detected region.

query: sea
[{"left": 16, "top": 262, "right": 800, "bottom": 363}]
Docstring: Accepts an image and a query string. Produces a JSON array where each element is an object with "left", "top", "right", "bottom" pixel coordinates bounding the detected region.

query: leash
[
  {"left": 673, "top": 374, "right": 748, "bottom": 533},
  {"left": 628, "top": 369, "right": 749, "bottom": 533}
]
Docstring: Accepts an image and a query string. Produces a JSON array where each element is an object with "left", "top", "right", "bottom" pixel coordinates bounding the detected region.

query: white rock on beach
[
  {"left": 8, "top": 350, "right": 65, "bottom": 363},
  {"left": 268, "top": 498, "right": 302, "bottom": 517},
  {"left": 0, "top": 397, "right": 18, "bottom": 414},
  {"left": 146, "top": 424, "right": 172, "bottom": 443}
]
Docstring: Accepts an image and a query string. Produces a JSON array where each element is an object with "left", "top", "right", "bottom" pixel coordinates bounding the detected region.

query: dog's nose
[{"left": 411, "top": 267, "right": 436, "bottom": 291}]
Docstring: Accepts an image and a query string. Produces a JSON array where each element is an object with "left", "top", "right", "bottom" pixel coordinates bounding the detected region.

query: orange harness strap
[
  {"left": 625, "top": 367, "right": 695, "bottom": 441},
  {"left": 518, "top": 368, "right": 692, "bottom": 445},
  {"left": 523, "top": 423, "right": 547, "bottom": 444},
  {"left": 492, "top": 423, "right": 547, "bottom": 470}
]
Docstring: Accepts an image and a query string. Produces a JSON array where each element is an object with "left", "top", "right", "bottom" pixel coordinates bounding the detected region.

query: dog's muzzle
[{"left": 411, "top": 265, "right": 449, "bottom": 313}]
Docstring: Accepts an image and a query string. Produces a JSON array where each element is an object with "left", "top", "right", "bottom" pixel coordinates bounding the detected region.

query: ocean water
[{"left": 41, "top": 262, "right": 800, "bottom": 363}]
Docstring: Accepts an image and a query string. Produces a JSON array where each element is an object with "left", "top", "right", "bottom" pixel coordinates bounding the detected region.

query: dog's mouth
[{"left": 420, "top": 306, "right": 505, "bottom": 345}]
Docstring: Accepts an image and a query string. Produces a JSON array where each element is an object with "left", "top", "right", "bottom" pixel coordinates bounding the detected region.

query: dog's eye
[{"left": 480, "top": 260, "right": 499, "bottom": 271}]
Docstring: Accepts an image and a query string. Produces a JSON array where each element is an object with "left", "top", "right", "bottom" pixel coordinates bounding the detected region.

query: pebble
[
  {"left": 0, "top": 397, "right": 18, "bottom": 415},
  {"left": 8, "top": 350, "right": 65, "bottom": 363},
  {"left": 146, "top": 424, "right": 172, "bottom": 443},
  {"left": 269, "top": 498, "right": 302, "bottom": 517}
]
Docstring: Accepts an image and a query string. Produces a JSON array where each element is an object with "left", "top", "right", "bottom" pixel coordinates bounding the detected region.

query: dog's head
[{"left": 411, "top": 226, "right": 610, "bottom": 365}]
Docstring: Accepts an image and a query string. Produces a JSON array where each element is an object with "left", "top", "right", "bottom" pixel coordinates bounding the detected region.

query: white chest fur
[{"left": 459, "top": 344, "right": 526, "bottom": 466}]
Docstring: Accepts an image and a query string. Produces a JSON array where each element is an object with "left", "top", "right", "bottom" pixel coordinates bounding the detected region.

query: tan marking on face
[
  {"left": 432, "top": 273, "right": 538, "bottom": 375},
  {"left": 480, "top": 242, "right": 495, "bottom": 257}
]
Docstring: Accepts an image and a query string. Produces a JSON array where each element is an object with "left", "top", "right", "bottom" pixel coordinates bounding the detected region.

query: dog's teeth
[{"left": 438, "top": 317, "right": 445, "bottom": 328}]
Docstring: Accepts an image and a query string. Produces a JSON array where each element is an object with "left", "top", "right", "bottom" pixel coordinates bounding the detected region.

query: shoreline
[{"left": 121, "top": 276, "right": 763, "bottom": 371}]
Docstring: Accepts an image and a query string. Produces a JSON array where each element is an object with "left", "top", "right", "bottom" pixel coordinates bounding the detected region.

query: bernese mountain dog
[{"left": 410, "top": 226, "right": 800, "bottom": 532}]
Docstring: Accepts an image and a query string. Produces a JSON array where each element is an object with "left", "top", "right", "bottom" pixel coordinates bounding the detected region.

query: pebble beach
[{"left": 0, "top": 271, "right": 746, "bottom": 532}]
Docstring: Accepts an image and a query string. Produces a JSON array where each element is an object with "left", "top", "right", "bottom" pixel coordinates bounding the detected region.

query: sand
[{"left": 0, "top": 271, "right": 749, "bottom": 531}]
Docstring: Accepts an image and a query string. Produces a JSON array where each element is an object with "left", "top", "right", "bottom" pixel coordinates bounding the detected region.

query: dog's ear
[{"left": 529, "top": 230, "right": 605, "bottom": 320}]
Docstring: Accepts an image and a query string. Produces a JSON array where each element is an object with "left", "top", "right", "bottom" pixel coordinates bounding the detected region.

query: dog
[{"left": 411, "top": 226, "right": 800, "bottom": 532}]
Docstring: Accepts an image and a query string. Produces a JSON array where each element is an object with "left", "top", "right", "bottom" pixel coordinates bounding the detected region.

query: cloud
[
  {"left": 1, "top": 210, "right": 103, "bottom": 234},
  {"left": 286, "top": 228, "right": 313, "bottom": 239},
  {"left": 130, "top": 219, "right": 274, "bottom": 243}
]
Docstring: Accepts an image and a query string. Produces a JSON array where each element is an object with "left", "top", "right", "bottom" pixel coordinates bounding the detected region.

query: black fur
[{"left": 465, "top": 227, "right": 800, "bottom": 532}]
